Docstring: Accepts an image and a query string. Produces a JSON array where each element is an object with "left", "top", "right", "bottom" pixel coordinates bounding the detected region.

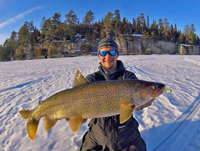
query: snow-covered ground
[{"left": 0, "top": 55, "right": 200, "bottom": 151}]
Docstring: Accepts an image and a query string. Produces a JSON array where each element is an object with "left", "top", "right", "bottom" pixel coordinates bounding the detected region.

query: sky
[{"left": 0, "top": 0, "right": 200, "bottom": 45}]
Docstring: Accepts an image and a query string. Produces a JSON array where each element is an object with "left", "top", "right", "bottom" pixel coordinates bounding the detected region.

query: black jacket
[{"left": 80, "top": 60, "right": 146, "bottom": 151}]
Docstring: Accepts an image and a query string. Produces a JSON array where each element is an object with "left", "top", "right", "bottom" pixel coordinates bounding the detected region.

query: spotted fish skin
[{"left": 19, "top": 70, "right": 165, "bottom": 140}]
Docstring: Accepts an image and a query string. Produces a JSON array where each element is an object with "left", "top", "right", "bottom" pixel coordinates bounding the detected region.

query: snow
[{"left": 0, "top": 55, "right": 200, "bottom": 151}]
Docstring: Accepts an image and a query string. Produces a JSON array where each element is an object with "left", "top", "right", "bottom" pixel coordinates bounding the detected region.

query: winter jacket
[{"left": 80, "top": 60, "right": 146, "bottom": 151}]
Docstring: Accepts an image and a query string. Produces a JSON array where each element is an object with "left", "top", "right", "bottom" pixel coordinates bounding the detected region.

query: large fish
[{"left": 19, "top": 70, "right": 167, "bottom": 140}]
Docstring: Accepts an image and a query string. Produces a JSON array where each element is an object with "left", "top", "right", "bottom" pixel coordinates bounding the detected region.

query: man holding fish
[{"left": 80, "top": 38, "right": 151, "bottom": 151}]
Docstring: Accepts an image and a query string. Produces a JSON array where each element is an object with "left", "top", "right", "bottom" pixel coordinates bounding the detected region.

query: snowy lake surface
[{"left": 0, "top": 55, "right": 200, "bottom": 151}]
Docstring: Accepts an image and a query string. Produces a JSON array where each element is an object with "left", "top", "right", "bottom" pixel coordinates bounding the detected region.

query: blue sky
[{"left": 0, "top": 0, "right": 200, "bottom": 45}]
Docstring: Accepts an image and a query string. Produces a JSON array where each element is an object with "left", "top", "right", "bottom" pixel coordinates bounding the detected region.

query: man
[{"left": 80, "top": 38, "right": 153, "bottom": 151}]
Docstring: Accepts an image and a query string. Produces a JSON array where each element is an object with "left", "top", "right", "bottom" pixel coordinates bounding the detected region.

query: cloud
[
  {"left": 0, "top": 34, "right": 10, "bottom": 45},
  {"left": 0, "top": 6, "right": 44, "bottom": 29}
]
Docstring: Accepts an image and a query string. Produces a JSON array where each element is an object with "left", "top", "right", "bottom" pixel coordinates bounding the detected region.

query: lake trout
[{"left": 19, "top": 70, "right": 167, "bottom": 140}]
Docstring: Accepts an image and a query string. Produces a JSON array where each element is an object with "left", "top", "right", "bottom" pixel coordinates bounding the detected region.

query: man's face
[{"left": 98, "top": 48, "right": 118, "bottom": 72}]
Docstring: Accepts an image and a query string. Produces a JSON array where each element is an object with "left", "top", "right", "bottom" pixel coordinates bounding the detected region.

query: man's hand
[{"left": 135, "top": 99, "right": 155, "bottom": 111}]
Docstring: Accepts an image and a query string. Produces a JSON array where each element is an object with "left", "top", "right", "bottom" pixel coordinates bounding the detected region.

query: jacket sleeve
[
  {"left": 124, "top": 70, "right": 138, "bottom": 80},
  {"left": 85, "top": 73, "right": 96, "bottom": 83}
]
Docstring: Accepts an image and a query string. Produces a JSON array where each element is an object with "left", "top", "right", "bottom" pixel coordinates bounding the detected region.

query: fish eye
[{"left": 152, "top": 85, "right": 156, "bottom": 90}]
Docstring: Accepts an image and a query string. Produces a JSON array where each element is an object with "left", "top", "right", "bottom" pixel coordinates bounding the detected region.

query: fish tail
[{"left": 19, "top": 110, "right": 39, "bottom": 140}]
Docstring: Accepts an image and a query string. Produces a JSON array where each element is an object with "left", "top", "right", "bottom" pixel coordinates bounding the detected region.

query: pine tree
[
  {"left": 178, "top": 32, "right": 185, "bottom": 43},
  {"left": 187, "top": 24, "right": 196, "bottom": 45},
  {"left": 150, "top": 20, "right": 158, "bottom": 42},
  {"left": 132, "top": 18, "right": 136, "bottom": 34},
  {"left": 122, "top": 17, "right": 129, "bottom": 35},
  {"left": 18, "top": 22, "right": 30, "bottom": 46},
  {"left": 170, "top": 24, "right": 175, "bottom": 42},
  {"left": 83, "top": 10, "right": 94, "bottom": 25},
  {"left": 136, "top": 17, "right": 141, "bottom": 34},
  {"left": 83, "top": 10, "right": 94, "bottom": 40},
  {"left": 158, "top": 19, "right": 163, "bottom": 40},
  {"left": 163, "top": 18, "right": 170, "bottom": 41},
  {"left": 103, "top": 12, "right": 113, "bottom": 37},
  {"left": 39, "top": 17, "right": 50, "bottom": 42},
  {"left": 174, "top": 24, "right": 179, "bottom": 42},
  {"left": 139, "top": 13, "right": 146, "bottom": 33},
  {"left": 183, "top": 24, "right": 190, "bottom": 42},
  {"left": 65, "top": 10, "right": 79, "bottom": 41},
  {"left": 113, "top": 9, "right": 121, "bottom": 37}
]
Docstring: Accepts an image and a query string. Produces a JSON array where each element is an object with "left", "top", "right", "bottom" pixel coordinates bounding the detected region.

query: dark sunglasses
[{"left": 99, "top": 50, "right": 117, "bottom": 57}]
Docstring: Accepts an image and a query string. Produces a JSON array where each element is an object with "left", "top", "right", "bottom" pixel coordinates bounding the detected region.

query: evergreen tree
[
  {"left": 170, "top": 24, "right": 175, "bottom": 42},
  {"left": 6, "top": 31, "right": 18, "bottom": 59},
  {"left": 139, "top": 13, "right": 146, "bottom": 32},
  {"left": 187, "top": 24, "right": 196, "bottom": 45},
  {"left": 18, "top": 22, "right": 30, "bottom": 46},
  {"left": 65, "top": 10, "right": 78, "bottom": 41},
  {"left": 103, "top": 11, "right": 113, "bottom": 37},
  {"left": 178, "top": 32, "right": 185, "bottom": 43},
  {"left": 132, "top": 18, "right": 136, "bottom": 34},
  {"left": 158, "top": 19, "right": 163, "bottom": 40},
  {"left": 43, "top": 13, "right": 63, "bottom": 41},
  {"left": 0, "top": 45, "right": 10, "bottom": 61},
  {"left": 83, "top": 10, "right": 94, "bottom": 40},
  {"left": 39, "top": 17, "right": 50, "bottom": 42},
  {"left": 163, "top": 18, "right": 170, "bottom": 41},
  {"left": 113, "top": 9, "right": 121, "bottom": 37},
  {"left": 136, "top": 17, "right": 141, "bottom": 34},
  {"left": 174, "top": 24, "right": 179, "bottom": 42},
  {"left": 196, "top": 36, "right": 200, "bottom": 46},
  {"left": 122, "top": 17, "right": 129, "bottom": 34},
  {"left": 150, "top": 20, "right": 158, "bottom": 41},
  {"left": 52, "top": 12, "right": 63, "bottom": 40},
  {"left": 183, "top": 24, "right": 190, "bottom": 43},
  {"left": 83, "top": 10, "right": 94, "bottom": 25}
]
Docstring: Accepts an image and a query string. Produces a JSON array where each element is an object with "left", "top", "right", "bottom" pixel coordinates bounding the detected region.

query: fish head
[{"left": 132, "top": 81, "right": 165, "bottom": 108}]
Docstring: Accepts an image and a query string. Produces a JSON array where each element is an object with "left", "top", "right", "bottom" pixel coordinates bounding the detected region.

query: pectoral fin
[
  {"left": 120, "top": 104, "right": 135, "bottom": 124},
  {"left": 69, "top": 117, "right": 83, "bottom": 133},
  {"left": 42, "top": 117, "right": 57, "bottom": 132}
]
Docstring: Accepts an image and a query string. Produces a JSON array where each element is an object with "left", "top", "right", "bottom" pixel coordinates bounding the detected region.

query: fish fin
[
  {"left": 120, "top": 104, "right": 135, "bottom": 124},
  {"left": 73, "top": 70, "right": 88, "bottom": 87},
  {"left": 42, "top": 117, "right": 57, "bottom": 132},
  {"left": 27, "top": 118, "right": 39, "bottom": 140},
  {"left": 19, "top": 110, "right": 32, "bottom": 120},
  {"left": 69, "top": 117, "right": 83, "bottom": 133}
]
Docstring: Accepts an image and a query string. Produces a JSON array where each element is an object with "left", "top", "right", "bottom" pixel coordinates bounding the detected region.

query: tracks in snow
[{"left": 148, "top": 95, "right": 200, "bottom": 151}]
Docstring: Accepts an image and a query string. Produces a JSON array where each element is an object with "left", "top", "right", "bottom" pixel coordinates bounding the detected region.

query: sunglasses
[{"left": 99, "top": 50, "right": 117, "bottom": 57}]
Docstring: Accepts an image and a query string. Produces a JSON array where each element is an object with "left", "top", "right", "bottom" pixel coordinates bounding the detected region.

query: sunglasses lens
[
  {"left": 99, "top": 50, "right": 116, "bottom": 56},
  {"left": 100, "top": 51, "right": 106, "bottom": 56},
  {"left": 109, "top": 50, "right": 116, "bottom": 56}
]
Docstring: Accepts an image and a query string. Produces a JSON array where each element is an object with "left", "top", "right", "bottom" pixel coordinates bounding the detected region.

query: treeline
[{"left": 0, "top": 9, "right": 200, "bottom": 61}]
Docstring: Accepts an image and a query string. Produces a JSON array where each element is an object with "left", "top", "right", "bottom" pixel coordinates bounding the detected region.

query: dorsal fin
[{"left": 73, "top": 70, "right": 88, "bottom": 87}]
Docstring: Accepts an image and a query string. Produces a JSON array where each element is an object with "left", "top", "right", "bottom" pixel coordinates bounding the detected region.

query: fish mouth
[{"left": 151, "top": 85, "right": 165, "bottom": 99}]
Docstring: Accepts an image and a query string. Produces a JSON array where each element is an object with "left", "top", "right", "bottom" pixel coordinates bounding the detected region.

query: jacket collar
[{"left": 98, "top": 60, "right": 125, "bottom": 76}]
